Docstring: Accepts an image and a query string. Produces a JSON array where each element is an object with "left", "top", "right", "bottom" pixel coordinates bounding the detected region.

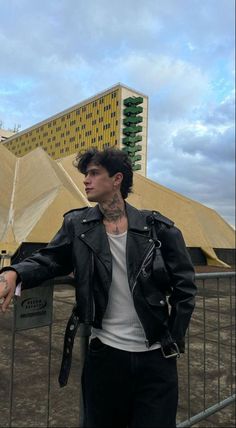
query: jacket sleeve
[
  {"left": 160, "top": 225, "right": 197, "bottom": 347},
  {"left": 1, "top": 217, "right": 74, "bottom": 289}
]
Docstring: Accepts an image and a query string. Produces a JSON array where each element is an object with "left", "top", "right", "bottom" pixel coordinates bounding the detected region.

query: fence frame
[
  {"left": 177, "top": 271, "right": 235, "bottom": 427},
  {"left": 3, "top": 271, "right": 236, "bottom": 427}
]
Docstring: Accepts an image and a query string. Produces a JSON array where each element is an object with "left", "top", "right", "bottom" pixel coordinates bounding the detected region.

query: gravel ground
[{"left": 0, "top": 268, "right": 235, "bottom": 428}]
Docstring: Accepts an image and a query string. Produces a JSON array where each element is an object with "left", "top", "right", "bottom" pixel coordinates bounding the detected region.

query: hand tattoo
[{"left": 0, "top": 274, "right": 10, "bottom": 293}]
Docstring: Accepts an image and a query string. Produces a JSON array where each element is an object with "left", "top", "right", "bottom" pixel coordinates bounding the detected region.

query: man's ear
[{"left": 114, "top": 172, "right": 123, "bottom": 187}]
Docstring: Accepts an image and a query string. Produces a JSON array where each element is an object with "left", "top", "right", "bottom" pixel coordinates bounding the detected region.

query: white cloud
[
  {"left": 147, "top": 90, "right": 235, "bottom": 226},
  {"left": 0, "top": 0, "right": 234, "bottom": 226}
]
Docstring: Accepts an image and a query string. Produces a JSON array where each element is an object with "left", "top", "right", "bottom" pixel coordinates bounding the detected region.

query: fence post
[{"left": 9, "top": 281, "right": 54, "bottom": 427}]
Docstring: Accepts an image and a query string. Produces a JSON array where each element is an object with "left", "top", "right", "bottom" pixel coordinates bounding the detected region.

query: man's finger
[{"left": 2, "top": 292, "right": 14, "bottom": 312}]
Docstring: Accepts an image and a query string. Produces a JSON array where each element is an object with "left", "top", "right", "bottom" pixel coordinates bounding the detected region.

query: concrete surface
[{"left": 0, "top": 272, "right": 235, "bottom": 427}]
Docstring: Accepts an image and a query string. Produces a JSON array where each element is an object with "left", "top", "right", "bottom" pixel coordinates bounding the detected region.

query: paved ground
[{"left": 0, "top": 269, "right": 235, "bottom": 427}]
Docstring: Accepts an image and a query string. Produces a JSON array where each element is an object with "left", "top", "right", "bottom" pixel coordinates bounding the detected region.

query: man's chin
[{"left": 87, "top": 194, "right": 98, "bottom": 202}]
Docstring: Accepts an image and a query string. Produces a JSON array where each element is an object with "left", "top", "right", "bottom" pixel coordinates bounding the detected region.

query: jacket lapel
[
  {"left": 74, "top": 205, "right": 112, "bottom": 272},
  {"left": 73, "top": 202, "right": 153, "bottom": 282},
  {"left": 125, "top": 203, "right": 153, "bottom": 285}
]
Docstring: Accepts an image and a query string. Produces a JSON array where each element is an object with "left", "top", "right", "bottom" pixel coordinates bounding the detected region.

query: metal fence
[
  {"left": 0, "top": 271, "right": 235, "bottom": 427},
  {"left": 177, "top": 272, "right": 235, "bottom": 427}
]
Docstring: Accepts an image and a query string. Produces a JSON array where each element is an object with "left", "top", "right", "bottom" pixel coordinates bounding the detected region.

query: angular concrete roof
[{"left": 0, "top": 144, "right": 234, "bottom": 266}]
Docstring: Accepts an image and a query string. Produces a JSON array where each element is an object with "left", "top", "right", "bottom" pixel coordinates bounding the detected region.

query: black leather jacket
[{"left": 8, "top": 202, "right": 196, "bottom": 350}]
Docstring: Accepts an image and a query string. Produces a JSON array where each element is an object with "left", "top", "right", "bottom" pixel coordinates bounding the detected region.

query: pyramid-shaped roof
[{"left": 0, "top": 145, "right": 234, "bottom": 266}]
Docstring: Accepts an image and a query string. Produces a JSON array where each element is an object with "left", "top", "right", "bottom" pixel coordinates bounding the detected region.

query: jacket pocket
[
  {"left": 145, "top": 292, "right": 167, "bottom": 307},
  {"left": 144, "top": 290, "right": 169, "bottom": 326}
]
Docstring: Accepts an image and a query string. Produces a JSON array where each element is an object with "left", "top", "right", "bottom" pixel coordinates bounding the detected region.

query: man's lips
[{"left": 85, "top": 188, "right": 93, "bottom": 193}]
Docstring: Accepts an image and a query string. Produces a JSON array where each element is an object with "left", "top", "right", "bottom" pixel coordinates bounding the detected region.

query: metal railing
[
  {"left": 0, "top": 271, "right": 235, "bottom": 427},
  {"left": 177, "top": 272, "right": 235, "bottom": 427}
]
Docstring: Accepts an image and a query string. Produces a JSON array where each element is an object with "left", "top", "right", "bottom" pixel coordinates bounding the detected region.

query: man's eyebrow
[{"left": 85, "top": 166, "right": 100, "bottom": 173}]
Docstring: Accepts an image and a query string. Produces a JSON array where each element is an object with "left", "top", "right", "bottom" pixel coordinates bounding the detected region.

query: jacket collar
[
  {"left": 79, "top": 202, "right": 151, "bottom": 233},
  {"left": 125, "top": 202, "right": 151, "bottom": 233},
  {"left": 81, "top": 204, "right": 103, "bottom": 223}
]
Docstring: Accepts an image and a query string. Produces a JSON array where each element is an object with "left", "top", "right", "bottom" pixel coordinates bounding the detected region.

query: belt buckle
[{"left": 161, "top": 342, "right": 180, "bottom": 359}]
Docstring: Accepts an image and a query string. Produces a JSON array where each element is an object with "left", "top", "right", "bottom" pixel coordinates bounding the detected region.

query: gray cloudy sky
[{"left": 0, "top": 0, "right": 235, "bottom": 226}]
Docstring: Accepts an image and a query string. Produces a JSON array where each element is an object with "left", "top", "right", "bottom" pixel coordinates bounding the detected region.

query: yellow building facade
[{"left": 3, "top": 84, "right": 148, "bottom": 176}]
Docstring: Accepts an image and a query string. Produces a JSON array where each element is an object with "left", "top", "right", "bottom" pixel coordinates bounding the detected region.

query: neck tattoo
[{"left": 100, "top": 193, "right": 126, "bottom": 234}]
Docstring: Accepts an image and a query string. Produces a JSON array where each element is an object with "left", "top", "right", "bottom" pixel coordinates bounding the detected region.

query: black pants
[{"left": 82, "top": 338, "right": 178, "bottom": 428}]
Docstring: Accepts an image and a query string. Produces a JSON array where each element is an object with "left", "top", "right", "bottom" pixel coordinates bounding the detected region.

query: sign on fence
[{"left": 14, "top": 282, "right": 54, "bottom": 331}]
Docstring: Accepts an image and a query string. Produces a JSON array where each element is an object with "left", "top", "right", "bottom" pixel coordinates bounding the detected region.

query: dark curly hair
[{"left": 74, "top": 148, "right": 133, "bottom": 199}]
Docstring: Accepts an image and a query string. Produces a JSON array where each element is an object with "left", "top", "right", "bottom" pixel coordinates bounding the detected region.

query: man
[{"left": 0, "top": 148, "right": 196, "bottom": 428}]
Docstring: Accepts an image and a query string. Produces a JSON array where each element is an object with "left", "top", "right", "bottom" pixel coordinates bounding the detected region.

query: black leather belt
[{"left": 58, "top": 304, "right": 80, "bottom": 387}]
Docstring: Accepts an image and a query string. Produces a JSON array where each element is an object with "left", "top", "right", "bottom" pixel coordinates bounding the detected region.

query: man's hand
[{"left": 0, "top": 271, "right": 17, "bottom": 312}]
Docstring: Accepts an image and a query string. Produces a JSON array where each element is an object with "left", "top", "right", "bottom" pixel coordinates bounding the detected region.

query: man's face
[{"left": 83, "top": 162, "right": 121, "bottom": 203}]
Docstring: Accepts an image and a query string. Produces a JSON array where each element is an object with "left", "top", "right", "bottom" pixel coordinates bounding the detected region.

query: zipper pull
[{"left": 142, "top": 267, "right": 148, "bottom": 277}]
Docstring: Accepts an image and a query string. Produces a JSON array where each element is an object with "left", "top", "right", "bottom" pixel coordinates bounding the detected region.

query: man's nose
[{"left": 84, "top": 175, "right": 90, "bottom": 185}]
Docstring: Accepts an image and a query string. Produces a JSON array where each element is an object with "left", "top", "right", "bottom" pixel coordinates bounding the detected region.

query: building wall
[{"left": 3, "top": 84, "right": 148, "bottom": 176}]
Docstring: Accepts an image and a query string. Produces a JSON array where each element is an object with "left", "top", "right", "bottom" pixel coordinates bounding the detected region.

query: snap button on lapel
[
  {"left": 160, "top": 300, "right": 165, "bottom": 305},
  {"left": 82, "top": 219, "right": 87, "bottom": 223},
  {"left": 144, "top": 226, "right": 148, "bottom": 230},
  {"left": 81, "top": 234, "right": 85, "bottom": 238}
]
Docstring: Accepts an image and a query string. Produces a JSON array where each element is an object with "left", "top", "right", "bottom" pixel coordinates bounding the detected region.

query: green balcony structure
[{"left": 122, "top": 96, "right": 144, "bottom": 171}]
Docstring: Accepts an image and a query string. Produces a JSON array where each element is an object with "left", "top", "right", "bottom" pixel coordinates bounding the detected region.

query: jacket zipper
[
  {"left": 131, "top": 241, "right": 155, "bottom": 295},
  {"left": 131, "top": 241, "right": 155, "bottom": 348}
]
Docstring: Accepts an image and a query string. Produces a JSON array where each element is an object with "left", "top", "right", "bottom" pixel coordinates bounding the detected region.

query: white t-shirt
[{"left": 92, "top": 231, "right": 160, "bottom": 352}]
